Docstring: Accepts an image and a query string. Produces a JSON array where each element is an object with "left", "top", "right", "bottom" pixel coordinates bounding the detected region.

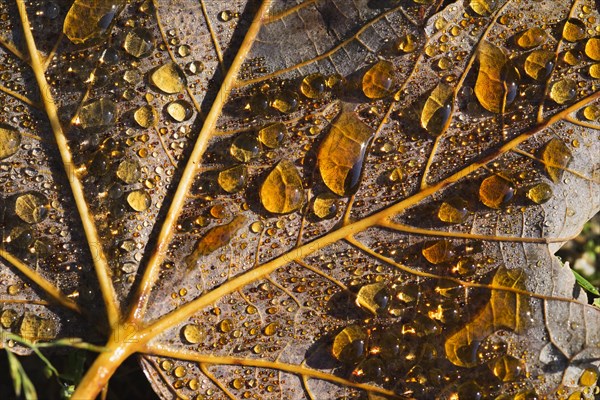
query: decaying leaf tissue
[{"left": 0, "top": 0, "right": 598, "bottom": 399}]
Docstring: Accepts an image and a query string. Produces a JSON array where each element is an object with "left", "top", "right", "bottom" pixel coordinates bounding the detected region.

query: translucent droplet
[
  {"left": 219, "top": 319, "right": 233, "bottom": 332},
  {"left": 541, "top": 138, "right": 572, "bottom": 183},
  {"left": 230, "top": 133, "right": 261, "bottom": 162},
  {"left": 186, "top": 60, "right": 204, "bottom": 75},
  {"left": 15, "top": 192, "right": 49, "bottom": 224},
  {"left": 396, "top": 34, "right": 417, "bottom": 53},
  {"left": 356, "top": 282, "right": 389, "bottom": 314},
  {"left": 491, "top": 355, "right": 523, "bottom": 382},
  {"left": 0, "top": 124, "right": 21, "bottom": 160},
  {"left": 260, "top": 160, "right": 304, "bottom": 214},
  {"left": 526, "top": 182, "right": 553, "bottom": 204},
  {"left": 312, "top": 193, "right": 338, "bottom": 219},
  {"left": 318, "top": 112, "right": 374, "bottom": 196},
  {"left": 0, "top": 309, "right": 17, "bottom": 328},
  {"left": 263, "top": 322, "right": 278, "bottom": 336},
  {"left": 63, "top": 0, "right": 125, "bottom": 44},
  {"left": 422, "top": 240, "right": 454, "bottom": 264},
  {"left": 123, "top": 68, "right": 143, "bottom": 85},
  {"left": 165, "top": 100, "right": 193, "bottom": 122},
  {"left": 186, "top": 216, "right": 246, "bottom": 263},
  {"left": 182, "top": 324, "right": 204, "bottom": 344},
  {"left": 437, "top": 197, "right": 469, "bottom": 224},
  {"left": 421, "top": 83, "right": 453, "bottom": 135},
  {"left": 219, "top": 10, "right": 233, "bottom": 22},
  {"left": 479, "top": 175, "right": 515, "bottom": 208},
  {"left": 116, "top": 159, "right": 141, "bottom": 184},
  {"left": 300, "top": 73, "right": 326, "bottom": 99},
  {"left": 123, "top": 28, "right": 155, "bottom": 58},
  {"left": 579, "top": 368, "right": 598, "bottom": 387},
  {"left": 78, "top": 98, "right": 117, "bottom": 131},
  {"left": 218, "top": 165, "right": 247, "bottom": 193},
  {"left": 469, "top": 0, "right": 496, "bottom": 16},
  {"left": 270, "top": 91, "right": 299, "bottom": 113},
  {"left": 562, "top": 18, "right": 586, "bottom": 42},
  {"left": 524, "top": 50, "right": 555, "bottom": 81},
  {"left": 19, "top": 313, "right": 56, "bottom": 342},
  {"left": 585, "top": 37, "right": 600, "bottom": 61},
  {"left": 549, "top": 79, "right": 576, "bottom": 105},
  {"left": 332, "top": 325, "right": 367, "bottom": 363},
  {"left": 258, "top": 123, "right": 286, "bottom": 149},
  {"left": 362, "top": 61, "right": 394, "bottom": 99},
  {"left": 475, "top": 42, "right": 518, "bottom": 113},
  {"left": 134, "top": 105, "right": 158, "bottom": 128},
  {"left": 248, "top": 92, "right": 270, "bottom": 115},
  {"left": 515, "top": 27, "right": 547, "bottom": 49},
  {"left": 583, "top": 105, "right": 600, "bottom": 121},
  {"left": 150, "top": 62, "right": 187, "bottom": 94},
  {"left": 127, "top": 190, "right": 151, "bottom": 212},
  {"left": 177, "top": 44, "right": 191, "bottom": 57},
  {"left": 590, "top": 63, "right": 600, "bottom": 79}
]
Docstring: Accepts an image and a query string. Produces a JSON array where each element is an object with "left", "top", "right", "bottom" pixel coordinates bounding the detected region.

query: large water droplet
[
  {"left": 0, "top": 124, "right": 21, "bottom": 160},
  {"left": 260, "top": 160, "right": 304, "bottom": 214},
  {"left": 150, "top": 62, "right": 187, "bottom": 94}
]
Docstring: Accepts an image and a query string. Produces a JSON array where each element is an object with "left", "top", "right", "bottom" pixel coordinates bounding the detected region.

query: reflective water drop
[
  {"left": 421, "top": 83, "right": 453, "bottom": 135},
  {"left": 270, "top": 91, "right": 299, "bottom": 113},
  {"left": 186, "top": 215, "right": 246, "bottom": 264},
  {"left": 590, "top": 63, "right": 600, "bottom": 79},
  {"left": 332, "top": 325, "right": 367, "bottom": 363},
  {"left": 549, "top": 79, "right": 576, "bottom": 105},
  {"left": 583, "top": 105, "right": 600, "bottom": 121},
  {"left": 579, "top": 368, "right": 598, "bottom": 387},
  {"left": 457, "top": 381, "right": 483, "bottom": 400},
  {"left": 63, "top": 0, "right": 125, "bottom": 44},
  {"left": 123, "top": 28, "right": 155, "bottom": 58},
  {"left": 479, "top": 175, "right": 515, "bottom": 208},
  {"left": 585, "top": 37, "right": 600, "bottom": 61},
  {"left": 166, "top": 100, "right": 193, "bottom": 122},
  {"left": 182, "top": 324, "right": 204, "bottom": 344},
  {"left": 0, "top": 309, "right": 17, "bottom": 329},
  {"left": 491, "top": 355, "right": 523, "bottom": 382},
  {"left": 455, "top": 257, "right": 477, "bottom": 275},
  {"left": 526, "top": 182, "right": 553, "bottom": 204},
  {"left": 263, "top": 322, "right": 278, "bottom": 336},
  {"left": 127, "top": 190, "right": 151, "bottom": 212},
  {"left": 0, "top": 124, "right": 21, "bottom": 160},
  {"left": 422, "top": 240, "right": 454, "bottom": 264},
  {"left": 217, "top": 165, "right": 247, "bottom": 193},
  {"left": 19, "top": 313, "right": 56, "bottom": 342},
  {"left": 562, "top": 18, "right": 586, "bottom": 42},
  {"left": 312, "top": 193, "right": 338, "bottom": 219},
  {"left": 230, "top": 133, "right": 261, "bottom": 162},
  {"left": 78, "top": 98, "right": 117, "bottom": 131},
  {"left": 150, "top": 62, "right": 187, "bottom": 94},
  {"left": 258, "top": 123, "right": 286, "bottom": 149},
  {"left": 300, "top": 73, "right": 326, "bottom": 99},
  {"left": 541, "top": 138, "right": 572, "bottom": 183},
  {"left": 362, "top": 61, "right": 394, "bottom": 99},
  {"left": 248, "top": 92, "right": 270, "bottom": 115},
  {"left": 177, "top": 44, "right": 191, "bottom": 57},
  {"left": 470, "top": 0, "right": 496, "bottom": 16},
  {"left": 219, "top": 10, "right": 233, "bottom": 22},
  {"left": 563, "top": 49, "right": 582, "bottom": 66},
  {"left": 318, "top": 112, "right": 374, "bottom": 196},
  {"left": 186, "top": 60, "right": 204, "bottom": 75},
  {"left": 134, "top": 105, "right": 158, "bottom": 128},
  {"left": 260, "top": 160, "right": 304, "bottom": 214},
  {"left": 123, "top": 68, "right": 143, "bottom": 85},
  {"left": 356, "top": 283, "right": 389, "bottom": 314},
  {"left": 15, "top": 192, "right": 49, "bottom": 224},
  {"left": 116, "top": 159, "right": 141, "bottom": 184},
  {"left": 515, "top": 27, "right": 547, "bottom": 49},
  {"left": 524, "top": 50, "right": 555, "bottom": 81},
  {"left": 396, "top": 33, "right": 417, "bottom": 53},
  {"left": 437, "top": 197, "right": 469, "bottom": 224},
  {"left": 475, "top": 42, "right": 518, "bottom": 113},
  {"left": 219, "top": 318, "right": 233, "bottom": 333}
]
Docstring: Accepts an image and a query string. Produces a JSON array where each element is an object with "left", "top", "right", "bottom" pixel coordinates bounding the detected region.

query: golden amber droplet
[
  {"left": 258, "top": 123, "right": 286, "bottom": 149},
  {"left": 563, "top": 49, "right": 582, "bottom": 66},
  {"left": 231, "top": 378, "right": 244, "bottom": 390},
  {"left": 589, "top": 63, "right": 600, "bottom": 79},
  {"left": 126, "top": 190, "right": 151, "bottom": 211},
  {"left": 300, "top": 73, "right": 326, "bottom": 99},
  {"left": 541, "top": 138, "right": 572, "bottom": 182},
  {"left": 63, "top": 0, "right": 125, "bottom": 44},
  {"left": 437, "top": 197, "right": 469, "bottom": 224},
  {"left": 19, "top": 313, "right": 57, "bottom": 342},
  {"left": 583, "top": 104, "right": 600, "bottom": 121},
  {"left": 491, "top": 355, "right": 523, "bottom": 382},
  {"left": 470, "top": 0, "right": 496, "bottom": 16},
  {"left": 260, "top": 160, "right": 304, "bottom": 214},
  {"left": 585, "top": 37, "right": 600, "bottom": 61},
  {"left": 15, "top": 192, "right": 49, "bottom": 224},
  {"left": 134, "top": 105, "right": 158, "bottom": 128},
  {"left": 515, "top": 27, "right": 547, "bottom": 49},
  {"left": 217, "top": 165, "right": 247, "bottom": 193},
  {"left": 270, "top": 91, "right": 298, "bottom": 113},
  {"left": 116, "top": 160, "right": 141, "bottom": 184},
  {"left": 356, "top": 283, "right": 389, "bottom": 314},
  {"left": 526, "top": 182, "right": 553, "bottom": 204},
  {"left": 524, "top": 50, "right": 555, "bottom": 81},
  {"left": 186, "top": 215, "right": 246, "bottom": 266},
  {"left": 177, "top": 44, "right": 191, "bottom": 57},
  {"left": 173, "top": 366, "right": 186, "bottom": 378},
  {"left": 230, "top": 133, "right": 261, "bottom": 162},
  {"left": 219, "top": 319, "right": 233, "bottom": 333},
  {"left": 0, "top": 124, "right": 21, "bottom": 160},
  {"left": 562, "top": 18, "right": 586, "bottom": 42},
  {"left": 421, "top": 83, "right": 453, "bottom": 135},
  {"left": 150, "top": 62, "right": 187, "bottom": 94},
  {"left": 362, "top": 61, "right": 395, "bottom": 99},
  {"left": 475, "top": 42, "right": 518, "bottom": 113},
  {"left": 332, "top": 325, "right": 367, "bottom": 363},
  {"left": 549, "top": 79, "right": 577, "bottom": 105},
  {"left": 318, "top": 112, "right": 374, "bottom": 196},
  {"left": 579, "top": 368, "right": 598, "bottom": 387},
  {"left": 312, "top": 193, "right": 338, "bottom": 219},
  {"left": 123, "top": 28, "right": 154, "bottom": 58},
  {"left": 263, "top": 322, "right": 278, "bottom": 336},
  {"left": 479, "top": 175, "right": 515, "bottom": 208},
  {"left": 78, "top": 98, "right": 117, "bottom": 131},
  {"left": 396, "top": 34, "right": 418, "bottom": 53},
  {"left": 422, "top": 240, "right": 454, "bottom": 264},
  {"left": 182, "top": 324, "right": 205, "bottom": 344},
  {"left": 166, "top": 100, "right": 193, "bottom": 122},
  {"left": 0, "top": 309, "right": 17, "bottom": 329}
]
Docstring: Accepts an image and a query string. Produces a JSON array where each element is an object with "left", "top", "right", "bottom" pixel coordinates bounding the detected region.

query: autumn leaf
[{"left": 0, "top": 0, "right": 599, "bottom": 399}]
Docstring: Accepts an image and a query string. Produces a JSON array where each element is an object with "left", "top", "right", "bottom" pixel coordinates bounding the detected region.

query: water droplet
[
  {"left": 396, "top": 34, "right": 418, "bottom": 53},
  {"left": 230, "top": 133, "right": 261, "bottom": 162},
  {"left": 523, "top": 50, "right": 555, "bottom": 81},
  {"left": 312, "top": 193, "right": 338, "bottom": 219},
  {"left": 219, "top": 10, "right": 233, "bottom": 22},
  {"left": 150, "top": 62, "right": 187, "bottom": 94},
  {"left": 165, "top": 100, "right": 193, "bottom": 122},
  {"left": 491, "top": 355, "right": 523, "bottom": 382},
  {"left": 182, "top": 324, "right": 205, "bottom": 344},
  {"left": 579, "top": 368, "right": 598, "bottom": 387},
  {"left": 19, "top": 313, "right": 56, "bottom": 342},
  {"left": 422, "top": 240, "right": 454, "bottom": 264},
  {"left": 362, "top": 61, "right": 394, "bottom": 99},
  {"left": 332, "top": 325, "right": 367, "bottom": 363},
  {"left": 583, "top": 105, "right": 600, "bottom": 121},
  {"left": 469, "top": 0, "right": 496, "bottom": 16},
  {"left": 563, "top": 49, "right": 582, "bottom": 66},
  {"left": 270, "top": 90, "right": 299, "bottom": 113},
  {"left": 256, "top": 123, "right": 286, "bottom": 149},
  {"left": 475, "top": 42, "right": 518, "bottom": 113},
  {"left": 457, "top": 381, "right": 483, "bottom": 400},
  {"left": 541, "top": 138, "right": 572, "bottom": 183},
  {"left": 126, "top": 190, "right": 151, "bottom": 212},
  {"left": 318, "top": 112, "right": 374, "bottom": 196},
  {"left": 260, "top": 160, "right": 304, "bottom": 214},
  {"left": 590, "top": 63, "right": 600, "bottom": 79},
  {"left": 549, "top": 79, "right": 576, "bottom": 105},
  {"left": 300, "top": 73, "right": 326, "bottom": 99},
  {"left": 123, "top": 28, "right": 155, "bottom": 58},
  {"left": 356, "top": 282, "right": 389, "bottom": 314},
  {"left": 173, "top": 366, "right": 186, "bottom": 378},
  {"left": 15, "top": 192, "right": 49, "bottom": 224},
  {"left": 479, "top": 175, "right": 515, "bottom": 208},
  {"left": 0, "top": 309, "right": 17, "bottom": 328},
  {"left": 64, "top": 0, "right": 124, "bottom": 44},
  {"left": 0, "top": 124, "right": 21, "bottom": 160},
  {"left": 116, "top": 160, "right": 141, "bottom": 184},
  {"left": 263, "top": 322, "right": 278, "bottom": 336},
  {"left": 78, "top": 98, "right": 117, "bottom": 131},
  {"left": 585, "top": 37, "right": 600, "bottom": 61},
  {"left": 421, "top": 83, "right": 453, "bottom": 135},
  {"left": 177, "top": 44, "right": 191, "bottom": 57},
  {"left": 437, "top": 197, "right": 469, "bottom": 224},
  {"left": 562, "top": 18, "right": 586, "bottom": 42},
  {"left": 134, "top": 105, "right": 158, "bottom": 128},
  {"left": 219, "top": 318, "right": 233, "bottom": 333},
  {"left": 455, "top": 257, "right": 477, "bottom": 275},
  {"left": 218, "top": 165, "right": 247, "bottom": 193},
  {"left": 186, "top": 215, "right": 246, "bottom": 265},
  {"left": 526, "top": 182, "right": 553, "bottom": 204},
  {"left": 515, "top": 27, "right": 547, "bottom": 49},
  {"left": 186, "top": 60, "right": 204, "bottom": 75},
  {"left": 123, "top": 68, "right": 143, "bottom": 85}
]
